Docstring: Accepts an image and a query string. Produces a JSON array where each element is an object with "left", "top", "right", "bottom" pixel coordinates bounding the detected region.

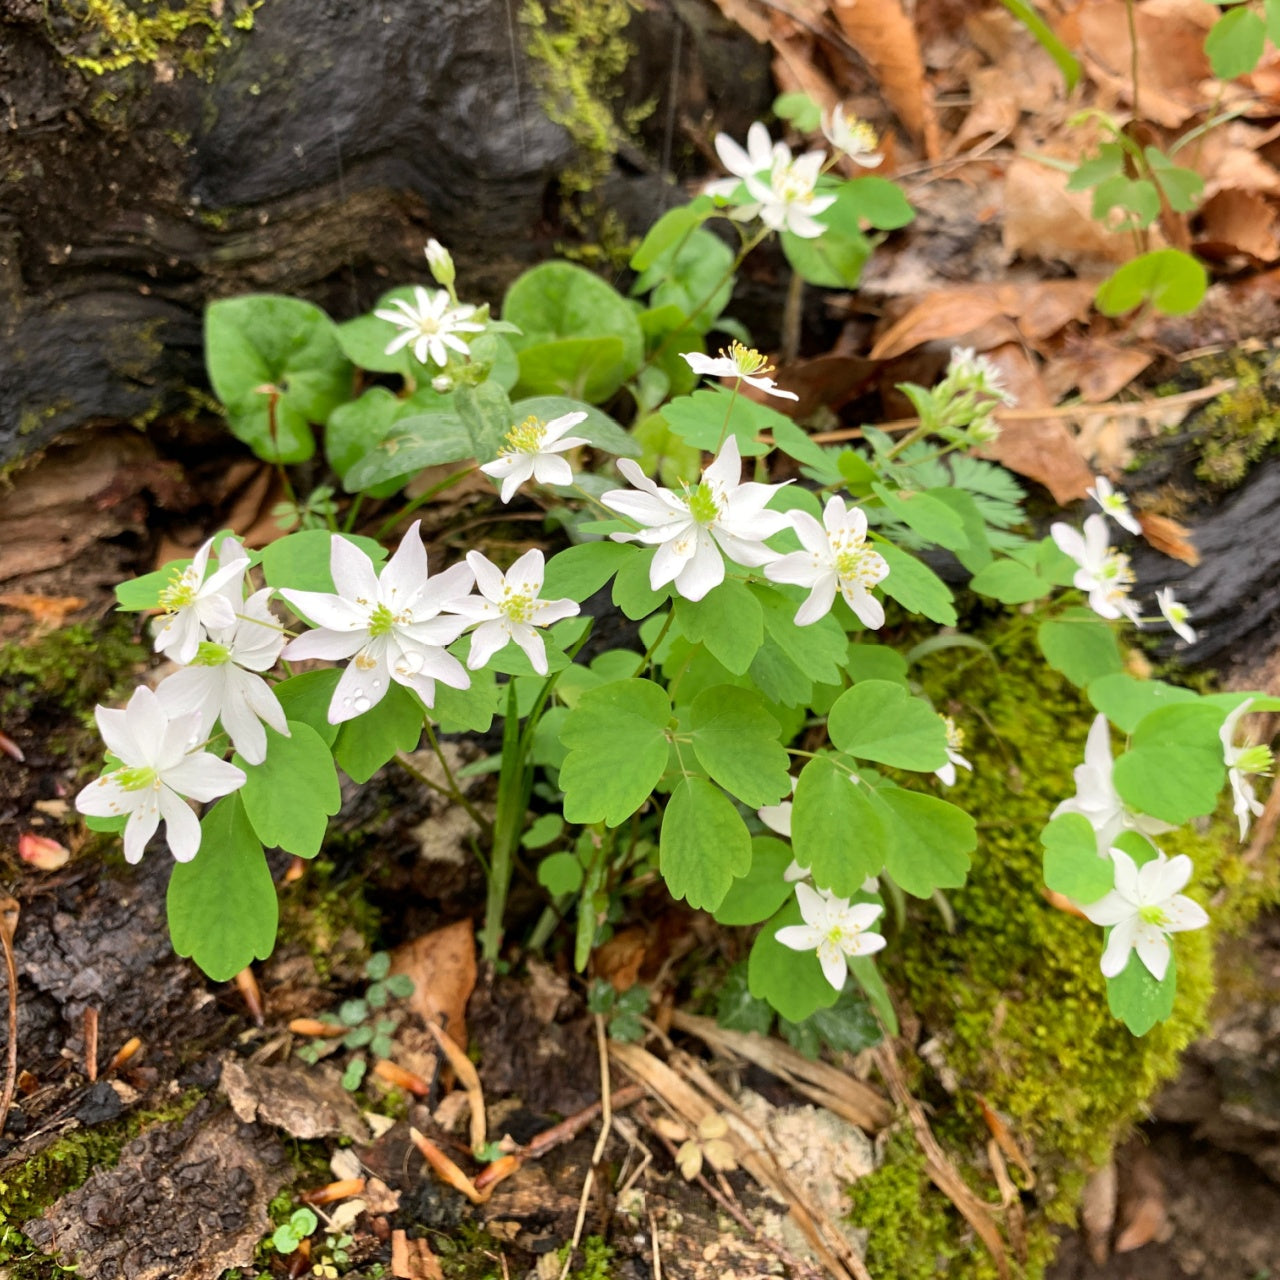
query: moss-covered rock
[{"left": 844, "top": 625, "right": 1271, "bottom": 1277}]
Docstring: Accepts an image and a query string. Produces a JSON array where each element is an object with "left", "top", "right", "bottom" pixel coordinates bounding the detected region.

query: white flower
[
  {"left": 1220, "top": 698, "right": 1273, "bottom": 841},
  {"left": 744, "top": 149, "right": 837, "bottom": 239},
  {"left": 279, "top": 521, "right": 475, "bottom": 723},
  {"left": 764, "top": 495, "right": 889, "bottom": 627},
  {"left": 75, "top": 685, "right": 246, "bottom": 864},
  {"left": 1050, "top": 514, "right": 1141, "bottom": 625},
  {"left": 601, "top": 436, "right": 791, "bottom": 602},
  {"left": 152, "top": 536, "right": 248, "bottom": 666},
  {"left": 934, "top": 716, "right": 972, "bottom": 787},
  {"left": 375, "top": 286, "right": 484, "bottom": 368},
  {"left": 424, "top": 239, "right": 455, "bottom": 289},
  {"left": 776, "top": 882, "right": 886, "bottom": 991},
  {"left": 1087, "top": 476, "right": 1141, "bottom": 536},
  {"left": 1156, "top": 587, "right": 1197, "bottom": 644},
  {"left": 681, "top": 342, "right": 798, "bottom": 402},
  {"left": 704, "top": 121, "right": 779, "bottom": 208},
  {"left": 449, "top": 550, "right": 580, "bottom": 677},
  {"left": 822, "top": 107, "right": 883, "bottom": 167},
  {"left": 1052, "top": 713, "right": 1175, "bottom": 854},
  {"left": 155, "top": 582, "right": 290, "bottom": 767},
  {"left": 1080, "top": 847, "right": 1209, "bottom": 981},
  {"left": 479, "top": 411, "right": 590, "bottom": 504},
  {"left": 945, "top": 347, "right": 1015, "bottom": 405}
]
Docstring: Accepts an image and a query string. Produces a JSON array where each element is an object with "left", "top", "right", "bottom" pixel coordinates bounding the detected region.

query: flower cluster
[{"left": 1052, "top": 484, "right": 1197, "bottom": 642}]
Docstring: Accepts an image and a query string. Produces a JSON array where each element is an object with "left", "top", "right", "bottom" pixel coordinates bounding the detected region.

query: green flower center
[
  {"left": 725, "top": 341, "right": 771, "bottom": 378},
  {"left": 503, "top": 415, "right": 546, "bottom": 455},
  {"left": 158, "top": 567, "right": 198, "bottom": 615},
  {"left": 685, "top": 481, "right": 721, "bottom": 525},
  {"left": 500, "top": 587, "right": 536, "bottom": 625},
  {"left": 192, "top": 641, "right": 232, "bottom": 667},
  {"left": 367, "top": 602, "right": 397, "bottom": 638},
  {"left": 1138, "top": 904, "right": 1169, "bottom": 927},
  {"left": 115, "top": 765, "right": 158, "bottom": 792},
  {"left": 1099, "top": 553, "right": 1135, "bottom": 587},
  {"left": 1236, "top": 744, "right": 1274, "bottom": 775},
  {"left": 943, "top": 717, "right": 964, "bottom": 752}
]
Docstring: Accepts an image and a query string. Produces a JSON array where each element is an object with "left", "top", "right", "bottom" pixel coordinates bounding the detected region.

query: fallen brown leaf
[
  {"left": 0, "top": 593, "right": 85, "bottom": 631},
  {"left": 391, "top": 1229, "right": 445, "bottom": 1280},
  {"left": 393, "top": 919, "right": 477, "bottom": 1051},
  {"left": 1080, "top": 1158, "right": 1118, "bottom": 1265},
  {"left": 1004, "top": 159, "right": 1136, "bottom": 267},
  {"left": 1115, "top": 1143, "right": 1170, "bottom": 1253},
  {"left": 592, "top": 926, "right": 647, "bottom": 992},
  {"left": 1138, "top": 512, "right": 1200, "bottom": 566},
  {"left": 831, "top": 0, "right": 941, "bottom": 156},
  {"left": 1197, "top": 189, "right": 1280, "bottom": 263},
  {"left": 1042, "top": 341, "right": 1153, "bottom": 404}
]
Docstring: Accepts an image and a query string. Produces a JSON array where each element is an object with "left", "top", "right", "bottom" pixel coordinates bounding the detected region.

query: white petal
[
  {"left": 512, "top": 623, "right": 548, "bottom": 675},
  {"left": 793, "top": 881, "right": 830, "bottom": 927},
  {"left": 1100, "top": 916, "right": 1137, "bottom": 977},
  {"left": 531, "top": 597, "right": 580, "bottom": 626},
  {"left": 815, "top": 940, "right": 848, "bottom": 991},
  {"left": 766, "top": 551, "right": 827, "bottom": 591},
  {"left": 283, "top": 627, "right": 368, "bottom": 662},
  {"left": 76, "top": 774, "right": 140, "bottom": 819},
  {"left": 1133, "top": 923, "right": 1171, "bottom": 982},
  {"left": 1109, "top": 847, "right": 1141, "bottom": 904},
  {"left": 675, "top": 531, "right": 726, "bottom": 601},
  {"left": 775, "top": 923, "right": 822, "bottom": 952},
  {"left": 1164, "top": 894, "right": 1210, "bottom": 933},
  {"left": 163, "top": 752, "right": 246, "bottom": 802},
  {"left": 467, "top": 551, "right": 508, "bottom": 603},
  {"left": 794, "top": 575, "right": 838, "bottom": 626},
  {"left": 843, "top": 584, "right": 885, "bottom": 630},
  {"left": 466, "top": 619, "right": 511, "bottom": 670},
  {"left": 329, "top": 535, "right": 382, "bottom": 603},
  {"left": 507, "top": 549, "right": 546, "bottom": 596},
  {"left": 123, "top": 794, "right": 162, "bottom": 864},
  {"left": 1079, "top": 891, "right": 1131, "bottom": 927},
  {"left": 158, "top": 787, "right": 202, "bottom": 862},
  {"left": 279, "top": 589, "right": 369, "bottom": 633},
  {"left": 329, "top": 648, "right": 392, "bottom": 723},
  {"left": 531, "top": 454, "right": 575, "bottom": 488},
  {"left": 380, "top": 520, "right": 430, "bottom": 605},
  {"left": 96, "top": 703, "right": 145, "bottom": 766}
]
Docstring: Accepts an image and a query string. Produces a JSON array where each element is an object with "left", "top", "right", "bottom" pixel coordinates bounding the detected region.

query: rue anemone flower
[
  {"left": 479, "top": 411, "right": 590, "bottom": 504},
  {"left": 776, "top": 882, "right": 886, "bottom": 991},
  {"left": 1220, "top": 698, "right": 1273, "bottom": 841},
  {"left": 1156, "top": 586, "right": 1197, "bottom": 645},
  {"left": 279, "top": 521, "right": 475, "bottom": 723},
  {"left": 375, "top": 286, "right": 484, "bottom": 368},
  {"left": 75, "top": 685, "right": 246, "bottom": 864},
  {"left": 681, "top": 343, "right": 798, "bottom": 402},
  {"left": 152, "top": 535, "right": 248, "bottom": 667},
  {"left": 1050, "top": 514, "right": 1142, "bottom": 625},
  {"left": 1087, "top": 475, "right": 1142, "bottom": 536}
]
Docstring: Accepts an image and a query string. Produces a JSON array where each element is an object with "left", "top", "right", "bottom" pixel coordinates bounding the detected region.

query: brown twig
[
  {"left": 559, "top": 1014, "right": 612, "bottom": 1280},
  {"left": 0, "top": 897, "right": 19, "bottom": 1136},
  {"left": 84, "top": 1007, "right": 99, "bottom": 1083},
  {"left": 424, "top": 1020, "right": 486, "bottom": 1154},
  {"left": 520, "top": 1085, "right": 644, "bottom": 1160}
]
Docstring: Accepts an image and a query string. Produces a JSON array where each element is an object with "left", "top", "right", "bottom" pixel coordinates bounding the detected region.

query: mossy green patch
[
  {"left": 1188, "top": 350, "right": 1280, "bottom": 489},
  {"left": 0, "top": 1090, "right": 201, "bottom": 1273},
  {"left": 841, "top": 625, "right": 1271, "bottom": 1278},
  {"left": 520, "top": 0, "right": 650, "bottom": 264},
  {"left": 276, "top": 856, "right": 380, "bottom": 983},
  {"left": 0, "top": 619, "right": 145, "bottom": 723},
  {"left": 61, "top": 0, "right": 263, "bottom": 78}
]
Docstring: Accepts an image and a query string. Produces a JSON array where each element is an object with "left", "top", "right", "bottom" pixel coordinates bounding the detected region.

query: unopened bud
[
  {"left": 431, "top": 374, "right": 455, "bottom": 394},
  {"left": 425, "top": 239, "right": 456, "bottom": 288}
]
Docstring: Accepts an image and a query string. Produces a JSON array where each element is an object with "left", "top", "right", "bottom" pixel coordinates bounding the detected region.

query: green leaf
[
  {"left": 770, "top": 418, "right": 843, "bottom": 483},
  {"left": 522, "top": 813, "right": 566, "bottom": 850},
  {"left": 873, "top": 484, "right": 968, "bottom": 551},
  {"left": 673, "top": 582, "right": 764, "bottom": 675},
  {"left": 781, "top": 217, "right": 872, "bottom": 289},
  {"left": 1205, "top": 4, "right": 1266, "bottom": 79},
  {"left": 1086, "top": 672, "right": 1198, "bottom": 734},
  {"left": 1041, "top": 812, "right": 1113, "bottom": 903},
  {"left": 689, "top": 685, "right": 791, "bottom": 807},
  {"left": 748, "top": 899, "right": 842, "bottom": 1021},
  {"left": 1095, "top": 249, "right": 1208, "bottom": 318},
  {"left": 326, "top": 387, "right": 428, "bottom": 494},
  {"left": 713, "top": 836, "right": 796, "bottom": 926},
  {"left": 843, "top": 176, "right": 915, "bottom": 230},
  {"left": 1111, "top": 703, "right": 1226, "bottom": 824},
  {"left": 632, "top": 412, "right": 703, "bottom": 488},
  {"left": 542, "top": 541, "right": 633, "bottom": 603},
  {"left": 660, "top": 776, "right": 752, "bottom": 911},
  {"left": 662, "top": 385, "right": 783, "bottom": 457},
  {"left": 455, "top": 381, "right": 514, "bottom": 464},
  {"left": 828, "top": 680, "right": 950, "bottom": 770},
  {"left": 167, "top": 795, "right": 277, "bottom": 981},
  {"left": 561, "top": 678, "right": 672, "bottom": 825},
  {"left": 630, "top": 199, "right": 714, "bottom": 272},
  {"left": 1145, "top": 149, "right": 1205, "bottom": 214},
  {"left": 1091, "top": 174, "right": 1160, "bottom": 228},
  {"left": 844, "top": 643, "right": 909, "bottom": 686},
  {"left": 716, "top": 961, "right": 775, "bottom": 1035},
  {"left": 849, "top": 955, "right": 898, "bottom": 1035},
  {"left": 808, "top": 986, "right": 883, "bottom": 1053},
  {"left": 1106, "top": 951, "right": 1177, "bottom": 1036},
  {"left": 510, "top": 395, "right": 640, "bottom": 457},
  {"left": 341, "top": 411, "right": 473, "bottom": 492},
  {"left": 1066, "top": 142, "right": 1125, "bottom": 190},
  {"left": 997, "top": 0, "right": 1081, "bottom": 89},
  {"left": 205, "top": 295, "right": 353, "bottom": 464},
  {"left": 431, "top": 673, "right": 502, "bottom": 734},
  {"left": 258, "top": 530, "right": 387, "bottom": 596},
  {"left": 611, "top": 549, "right": 670, "bottom": 620},
  {"left": 237, "top": 721, "right": 340, "bottom": 858},
  {"left": 876, "top": 542, "right": 958, "bottom": 625},
  {"left": 333, "top": 682, "right": 424, "bottom": 784},
  {"left": 791, "top": 757, "right": 885, "bottom": 895},
  {"left": 1038, "top": 608, "right": 1123, "bottom": 687},
  {"left": 538, "top": 851, "right": 584, "bottom": 896},
  {"left": 773, "top": 91, "right": 822, "bottom": 133},
  {"left": 513, "top": 337, "right": 631, "bottom": 404},
  {"left": 754, "top": 584, "right": 847, "bottom": 686},
  {"left": 632, "top": 228, "right": 734, "bottom": 332},
  {"left": 1268, "top": 0, "right": 1280, "bottom": 47},
  {"left": 928, "top": 488, "right": 992, "bottom": 572},
  {"left": 968, "top": 558, "right": 1051, "bottom": 604},
  {"left": 872, "top": 786, "right": 975, "bottom": 897}
]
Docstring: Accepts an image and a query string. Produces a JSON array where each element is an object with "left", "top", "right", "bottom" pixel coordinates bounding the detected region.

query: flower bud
[
  {"left": 424, "top": 239, "right": 456, "bottom": 288},
  {"left": 431, "top": 374, "right": 455, "bottom": 394}
]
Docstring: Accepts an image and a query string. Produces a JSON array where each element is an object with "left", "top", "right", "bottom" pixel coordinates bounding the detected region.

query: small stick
[
  {"left": 235, "top": 967, "right": 265, "bottom": 1025},
  {"left": 84, "top": 1007, "right": 99, "bottom": 1083},
  {"left": 424, "top": 1020, "right": 486, "bottom": 1153},
  {"left": 408, "top": 1126, "right": 484, "bottom": 1204},
  {"left": 521, "top": 1084, "right": 644, "bottom": 1159},
  {"left": 107, "top": 1037, "right": 143, "bottom": 1073},
  {"left": 0, "top": 897, "right": 19, "bottom": 1136},
  {"left": 301, "top": 1177, "right": 366, "bottom": 1206},
  {"left": 559, "top": 1015, "right": 611, "bottom": 1280}
]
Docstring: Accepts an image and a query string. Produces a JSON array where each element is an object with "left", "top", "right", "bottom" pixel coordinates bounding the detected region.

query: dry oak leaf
[
  {"left": 981, "top": 343, "right": 1095, "bottom": 505},
  {"left": 870, "top": 281, "right": 1095, "bottom": 361},
  {"left": 392, "top": 918, "right": 477, "bottom": 1051},
  {"left": 1004, "top": 159, "right": 1140, "bottom": 266},
  {"left": 1042, "top": 340, "right": 1153, "bottom": 404},
  {"left": 1197, "top": 189, "right": 1280, "bottom": 263},
  {"left": 832, "top": 0, "right": 941, "bottom": 157},
  {"left": 1137, "top": 512, "right": 1200, "bottom": 566}
]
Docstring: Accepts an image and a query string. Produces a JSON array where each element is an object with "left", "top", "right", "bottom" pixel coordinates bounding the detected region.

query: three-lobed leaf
[
  {"left": 688, "top": 685, "right": 791, "bottom": 807},
  {"left": 659, "top": 776, "right": 752, "bottom": 911},
  {"left": 827, "top": 680, "right": 949, "bottom": 770}
]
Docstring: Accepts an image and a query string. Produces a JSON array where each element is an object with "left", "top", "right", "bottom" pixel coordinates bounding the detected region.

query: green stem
[
  {"left": 482, "top": 682, "right": 528, "bottom": 964},
  {"left": 374, "top": 465, "right": 478, "bottom": 542},
  {"left": 341, "top": 494, "right": 365, "bottom": 534},
  {"left": 632, "top": 609, "right": 673, "bottom": 677},
  {"left": 714, "top": 379, "right": 743, "bottom": 453},
  {"left": 418, "top": 721, "right": 492, "bottom": 837}
]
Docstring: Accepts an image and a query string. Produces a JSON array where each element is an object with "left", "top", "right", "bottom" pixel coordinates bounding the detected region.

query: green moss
[
  {"left": 277, "top": 857, "right": 379, "bottom": 982},
  {"left": 840, "top": 627, "right": 1269, "bottom": 1278},
  {"left": 559, "top": 1236, "right": 614, "bottom": 1279},
  {"left": 1189, "top": 350, "right": 1280, "bottom": 488},
  {"left": 0, "top": 619, "right": 145, "bottom": 722},
  {"left": 436, "top": 1222, "right": 509, "bottom": 1279},
  {"left": 59, "top": 0, "right": 263, "bottom": 79},
  {"left": 0, "top": 1090, "right": 202, "bottom": 1271},
  {"left": 520, "top": 0, "right": 649, "bottom": 263}
]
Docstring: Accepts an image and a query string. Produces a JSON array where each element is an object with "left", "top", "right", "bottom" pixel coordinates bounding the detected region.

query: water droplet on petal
[
  {"left": 353, "top": 694, "right": 371, "bottom": 713},
  {"left": 398, "top": 650, "right": 425, "bottom": 674}
]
